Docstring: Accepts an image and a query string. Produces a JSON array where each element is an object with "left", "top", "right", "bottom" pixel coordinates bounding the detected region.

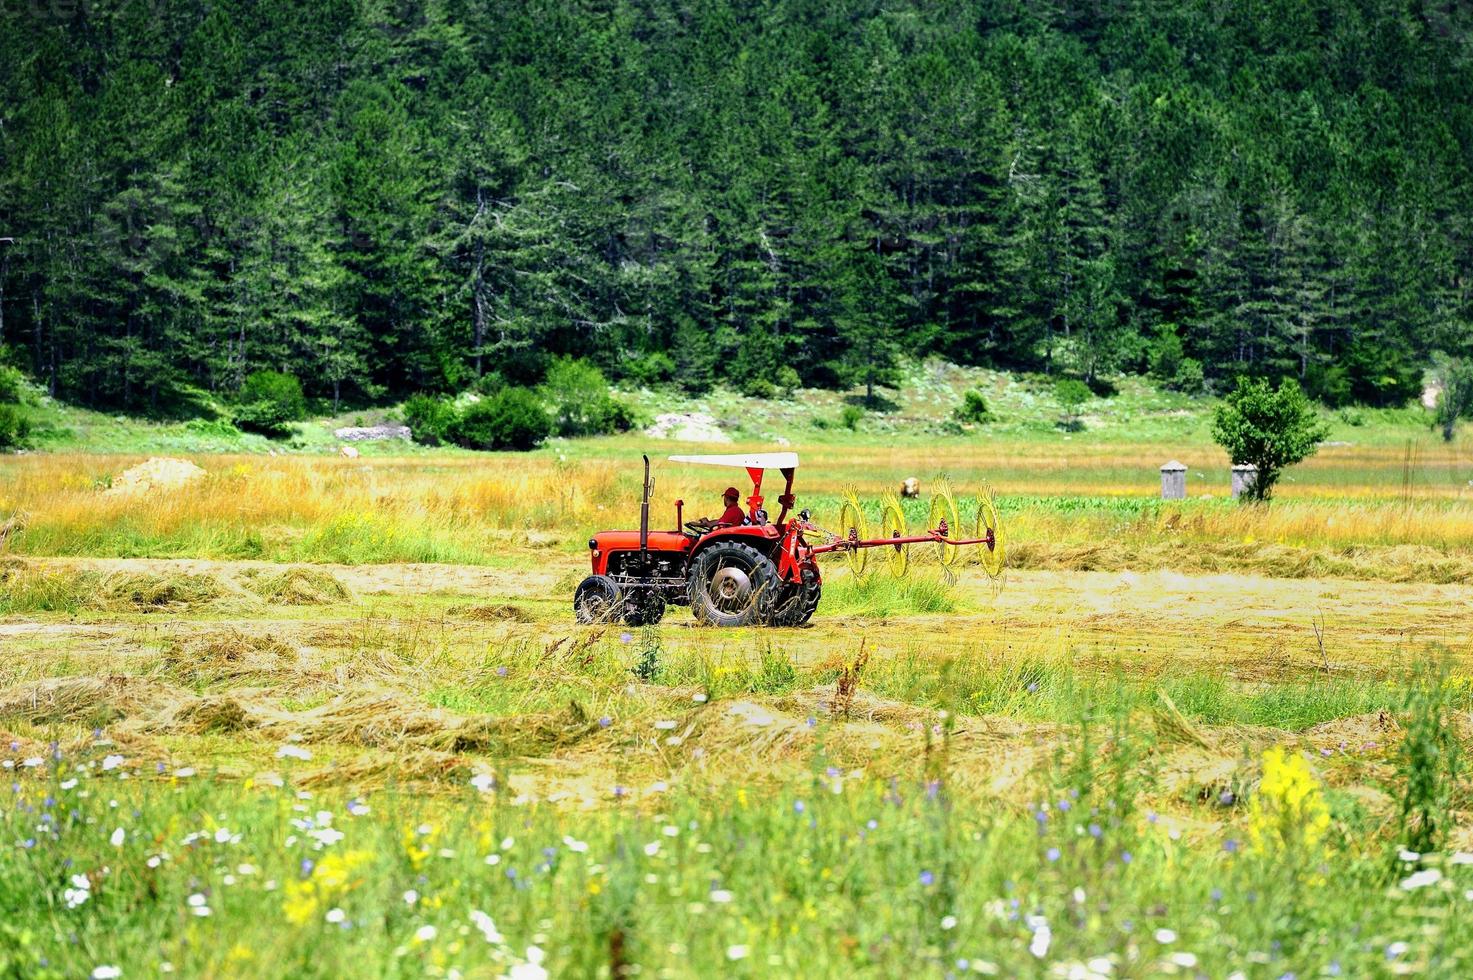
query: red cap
[{"left": 723, "top": 486, "right": 741, "bottom": 499}]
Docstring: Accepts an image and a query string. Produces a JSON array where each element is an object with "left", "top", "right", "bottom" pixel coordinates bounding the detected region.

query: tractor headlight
[
  {"left": 799, "top": 508, "right": 810, "bottom": 521},
  {"left": 588, "top": 538, "right": 598, "bottom": 550}
]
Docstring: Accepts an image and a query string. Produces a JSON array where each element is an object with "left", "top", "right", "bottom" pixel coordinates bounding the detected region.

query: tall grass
[{"left": 1, "top": 452, "right": 1470, "bottom": 581}]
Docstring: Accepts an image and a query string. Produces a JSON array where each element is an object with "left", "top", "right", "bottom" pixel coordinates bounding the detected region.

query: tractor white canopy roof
[{"left": 667, "top": 452, "right": 799, "bottom": 470}]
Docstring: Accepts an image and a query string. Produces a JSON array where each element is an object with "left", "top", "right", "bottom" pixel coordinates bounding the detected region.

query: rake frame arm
[{"left": 807, "top": 521, "right": 996, "bottom": 556}]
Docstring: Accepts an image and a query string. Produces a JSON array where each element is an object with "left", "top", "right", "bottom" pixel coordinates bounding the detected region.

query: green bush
[
  {"left": 839, "top": 404, "right": 864, "bottom": 430},
  {"left": 540, "top": 357, "right": 628, "bottom": 437},
  {"left": 954, "top": 389, "right": 993, "bottom": 424},
  {"left": 450, "top": 388, "right": 550, "bottom": 451},
  {"left": 233, "top": 370, "right": 306, "bottom": 437},
  {"left": 403, "top": 393, "right": 459, "bottom": 446},
  {"left": 0, "top": 404, "right": 30, "bottom": 450},
  {"left": 624, "top": 352, "right": 675, "bottom": 387},
  {"left": 775, "top": 366, "right": 801, "bottom": 395},
  {"left": 0, "top": 365, "right": 25, "bottom": 404}
]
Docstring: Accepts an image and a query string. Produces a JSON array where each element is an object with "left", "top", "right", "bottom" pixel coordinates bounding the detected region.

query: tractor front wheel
[
  {"left": 687, "top": 542, "right": 780, "bottom": 627},
  {"left": 573, "top": 574, "right": 622, "bottom": 624}
]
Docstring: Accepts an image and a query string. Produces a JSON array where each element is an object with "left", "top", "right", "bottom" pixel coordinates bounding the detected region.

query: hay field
[{"left": 2, "top": 445, "right": 1473, "bottom": 977}]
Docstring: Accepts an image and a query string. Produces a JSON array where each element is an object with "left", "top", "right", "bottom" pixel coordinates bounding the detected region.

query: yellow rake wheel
[
  {"left": 880, "top": 492, "right": 909, "bottom": 578},
  {"left": 836, "top": 488, "right": 869, "bottom": 577},
  {"left": 928, "top": 480, "right": 961, "bottom": 572},
  {"left": 973, "top": 488, "right": 1006, "bottom": 578}
]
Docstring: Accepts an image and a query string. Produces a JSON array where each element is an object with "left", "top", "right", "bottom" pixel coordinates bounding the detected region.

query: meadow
[{"left": 2, "top": 390, "right": 1473, "bottom": 977}]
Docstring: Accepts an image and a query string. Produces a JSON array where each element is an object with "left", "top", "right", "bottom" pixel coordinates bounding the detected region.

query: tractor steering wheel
[{"left": 684, "top": 520, "right": 713, "bottom": 534}]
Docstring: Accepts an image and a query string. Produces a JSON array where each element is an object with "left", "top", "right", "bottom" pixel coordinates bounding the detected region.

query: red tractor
[{"left": 573, "top": 453, "right": 1002, "bottom": 627}]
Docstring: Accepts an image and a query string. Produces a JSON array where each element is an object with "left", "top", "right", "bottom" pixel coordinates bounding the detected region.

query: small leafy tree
[
  {"left": 234, "top": 370, "right": 307, "bottom": 437},
  {"left": 1211, "top": 377, "right": 1329, "bottom": 501},
  {"left": 1433, "top": 360, "right": 1473, "bottom": 442},
  {"left": 1055, "top": 379, "right": 1091, "bottom": 430}
]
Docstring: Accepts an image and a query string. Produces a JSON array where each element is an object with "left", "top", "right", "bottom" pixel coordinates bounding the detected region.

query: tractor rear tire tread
[{"left": 687, "top": 541, "right": 780, "bottom": 628}]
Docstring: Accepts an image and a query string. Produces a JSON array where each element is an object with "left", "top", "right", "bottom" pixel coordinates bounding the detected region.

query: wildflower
[
  {"left": 325, "top": 908, "right": 346, "bottom": 924},
  {"left": 470, "top": 909, "right": 503, "bottom": 943},
  {"left": 275, "top": 745, "right": 311, "bottom": 761},
  {"left": 1400, "top": 869, "right": 1442, "bottom": 891},
  {"left": 654, "top": 720, "right": 677, "bottom": 730},
  {"left": 919, "top": 870, "right": 935, "bottom": 886},
  {"left": 414, "top": 925, "right": 437, "bottom": 943},
  {"left": 643, "top": 841, "right": 660, "bottom": 856},
  {"left": 346, "top": 799, "right": 370, "bottom": 816},
  {"left": 110, "top": 828, "right": 125, "bottom": 847},
  {"left": 91, "top": 968, "right": 122, "bottom": 979},
  {"left": 710, "top": 889, "right": 734, "bottom": 904},
  {"left": 1046, "top": 848, "right": 1060, "bottom": 862},
  {"left": 64, "top": 874, "right": 91, "bottom": 909},
  {"left": 470, "top": 774, "right": 496, "bottom": 793},
  {"left": 1249, "top": 747, "right": 1330, "bottom": 856},
  {"left": 1154, "top": 928, "right": 1177, "bottom": 944},
  {"left": 1027, "top": 918, "right": 1051, "bottom": 958},
  {"left": 509, "top": 946, "right": 548, "bottom": 980},
  {"left": 1170, "top": 952, "right": 1199, "bottom": 968},
  {"left": 598, "top": 716, "right": 612, "bottom": 728},
  {"left": 403, "top": 889, "right": 419, "bottom": 905},
  {"left": 620, "top": 633, "right": 632, "bottom": 644},
  {"left": 940, "top": 915, "right": 957, "bottom": 930},
  {"left": 726, "top": 945, "right": 749, "bottom": 961},
  {"left": 563, "top": 836, "right": 589, "bottom": 853}
]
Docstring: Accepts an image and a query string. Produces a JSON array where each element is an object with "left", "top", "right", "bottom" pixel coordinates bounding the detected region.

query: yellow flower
[
  {"left": 1249, "top": 746, "right": 1331, "bottom": 855},
  {"left": 282, "top": 850, "right": 373, "bottom": 925}
]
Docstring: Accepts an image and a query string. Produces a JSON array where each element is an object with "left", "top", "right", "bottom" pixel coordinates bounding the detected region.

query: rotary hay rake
[{"left": 574, "top": 453, "right": 1006, "bottom": 628}]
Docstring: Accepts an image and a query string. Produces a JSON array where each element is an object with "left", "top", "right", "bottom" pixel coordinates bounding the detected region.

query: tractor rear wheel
[
  {"left": 573, "top": 574, "right": 622, "bottom": 624},
  {"left": 623, "top": 589, "right": 665, "bottom": 627},
  {"left": 772, "top": 567, "right": 821, "bottom": 626},
  {"left": 687, "top": 541, "right": 779, "bottom": 627}
]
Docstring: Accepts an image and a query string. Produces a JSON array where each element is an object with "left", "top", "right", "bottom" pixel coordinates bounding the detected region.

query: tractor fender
[{"left": 686, "top": 525, "right": 781, "bottom": 564}]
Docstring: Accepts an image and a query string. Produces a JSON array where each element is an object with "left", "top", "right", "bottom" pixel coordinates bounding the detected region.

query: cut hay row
[{"left": 0, "top": 561, "right": 352, "bottom": 614}]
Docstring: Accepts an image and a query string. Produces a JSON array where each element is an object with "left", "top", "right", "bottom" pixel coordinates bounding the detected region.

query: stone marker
[
  {"left": 1231, "top": 463, "right": 1258, "bottom": 499},
  {"left": 1160, "top": 461, "right": 1187, "bottom": 500}
]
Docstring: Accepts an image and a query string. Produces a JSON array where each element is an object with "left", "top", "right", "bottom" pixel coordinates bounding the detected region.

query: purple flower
[
  {"left": 1219, "top": 790, "right": 1235, "bottom": 805},
  {"left": 1211, "top": 888, "right": 1223, "bottom": 902},
  {"left": 919, "top": 870, "right": 935, "bottom": 886},
  {"left": 496, "top": 666, "right": 508, "bottom": 678},
  {"left": 619, "top": 632, "right": 632, "bottom": 644},
  {"left": 598, "top": 716, "right": 612, "bottom": 728},
  {"left": 1224, "top": 839, "right": 1239, "bottom": 853},
  {"left": 866, "top": 819, "right": 878, "bottom": 830},
  {"left": 300, "top": 858, "right": 314, "bottom": 876},
  {"left": 1057, "top": 800, "right": 1071, "bottom": 812},
  {"left": 793, "top": 800, "right": 806, "bottom": 814},
  {"left": 1088, "top": 823, "right": 1102, "bottom": 838},
  {"left": 1046, "top": 847, "right": 1061, "bottom": 862},
  {"left": 1121, "top": 851, "right": 1133, "bottom": 864}
]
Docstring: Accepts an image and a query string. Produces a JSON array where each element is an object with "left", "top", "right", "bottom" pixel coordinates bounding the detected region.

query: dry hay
[
  {"left": 295, "top": 751, "right": 481, "bottom": 789},
  {"left": 161, "top": 629, "right": 303, "bottom": 685},
  {"left": 240, "top": 567, "right": 352, "bottom": 605},
  {"left": 451, "top": 603, "right": 534, "bottom": 623},
  {"left": 103, "top": 457, "right": 207, "bottom": 497},
  {"left": 100, "top": 571, "right": 228, "bottom": 610},
  {"left": 0, "top": 676, "right": 178, "bottom": 727}
]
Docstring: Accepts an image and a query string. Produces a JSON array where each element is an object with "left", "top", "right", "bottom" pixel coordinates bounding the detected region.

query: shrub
[
  {"left": 234, "top": 370, "right": 306, "bottom": 437},
  {"left": 1211, "top": 377, "right": 1329, "bottom": 502},
  {"left": 540, "top": 357, "right": 626, "bottom": 437},
  {"left": 1055, "top": 378, "right": 1091, "bottom": 430},
  {"left": 0, "top": 404, "right": 30, "bottom": 451},
  {"left": 1433, "top": 360, "right": 1473, "bottom": 443},
  {"left": 623, "top": 352, "right": 675, "bottom": 387},
  {"left": 0, "top": 365, "right": 25, "bottom": 404},
  {"left": 775, "top": 366, "right": 801, "bottom": 395},
  {"left": 954, "top": 389, "right": 993, "bottom": 424},
  {"left": 839, "top": 405, "right": 864, "bottom": 430},
  {"left": 450, "top": 387, "right": 550, "bottom": 451},
  {"left": 403, "top": 393, "right": 459, "bottom": 447}
]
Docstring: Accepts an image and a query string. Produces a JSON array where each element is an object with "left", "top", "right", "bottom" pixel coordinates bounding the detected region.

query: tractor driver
[{"left": 694, "top": 487, "right": 747, "bottom": 529}]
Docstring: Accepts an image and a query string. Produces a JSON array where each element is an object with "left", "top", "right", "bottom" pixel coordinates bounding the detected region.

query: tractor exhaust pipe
[{"left": 640, "top": 454, "right": 651, "bottom": 567}]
